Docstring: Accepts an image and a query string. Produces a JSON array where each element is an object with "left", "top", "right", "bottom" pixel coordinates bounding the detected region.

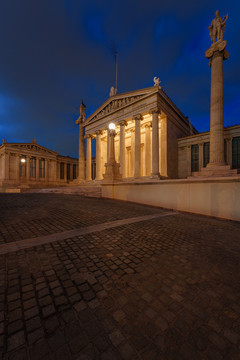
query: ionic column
[
  {"left": 133, "top": 115, "right": 143, "bottom": 178},
  {"left": 186, "top": 146, "right": 192, "bottom": 177},
  {"left": 45, "top": 159, "right": 49, "bottom": 182},
  {"left": 16, "top": 156, "right": 20, "bottom": 181},
  {"left": 36, "top": 158, "right": 39, "bottom": 180},
  {"left": 145, "top": 124, "right": 151, "bottom": 176},
  {"left": 199, "top": 143, "right": 203, "bottom": 170},
  {"left": 226, "top": 138, "right": 232, "bottom": 167},
  {"left": 26, "top": 156, "right": 30, "bottom": 181},
  {"left": 150, "top": 109, "right": 161, "bottom": 178},
  {"left": 86, "top": 135, "right": 92, "bottom": 181},
  {"left": 130, "top": 129, "right": 135, "bottom": 177},
  {"left": 4, "top": 152, "right": 9, "bottom": 180},
  {"left": 205, "top": 40, "right": 229, "bottom": 166},
  {"left": 107, "top": 129, "right": 110, "bottom": 162},
  {"left": 96, "top": 130, "right": 103, "bottom": 180},
  {"left": 119, "top": 121, "right": 127, "bottom": 177},
  {"left": 78, "top": 123, "right": 85, "bottom": 181}
]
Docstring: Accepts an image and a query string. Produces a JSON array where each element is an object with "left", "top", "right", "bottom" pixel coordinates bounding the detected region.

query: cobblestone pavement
[{"left": 0, "top": 194, "right": 240, "bottom": 360}]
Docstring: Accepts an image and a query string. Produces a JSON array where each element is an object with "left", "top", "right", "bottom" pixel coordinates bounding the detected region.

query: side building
[
  {"left": 178, "top": 125, "right": 240, "bottom": 178},
  {"left": 0, "top": 139, "right": 78, "bottom": 189}
]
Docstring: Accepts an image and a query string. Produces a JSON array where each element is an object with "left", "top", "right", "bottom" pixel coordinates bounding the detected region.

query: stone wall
[{"left": 101, "top": 178, "right": 240, "bottom": 222}]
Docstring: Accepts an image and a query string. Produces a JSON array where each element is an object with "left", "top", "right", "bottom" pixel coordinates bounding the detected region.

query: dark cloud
[{"left": 0, "top": 0, "right": 239, "bottom": 157}]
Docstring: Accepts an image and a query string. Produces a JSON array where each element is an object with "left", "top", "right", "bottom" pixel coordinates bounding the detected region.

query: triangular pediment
[
  {"left": 6, "top": 143, "right": 57, "bottom": 155},
  {"left": 85, "top": 86, "right": 159, "bottom": 125}
]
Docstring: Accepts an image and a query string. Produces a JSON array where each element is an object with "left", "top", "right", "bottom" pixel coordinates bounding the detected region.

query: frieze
[{"left": 9, "top": 144, "right": 55, "bottom": 155}]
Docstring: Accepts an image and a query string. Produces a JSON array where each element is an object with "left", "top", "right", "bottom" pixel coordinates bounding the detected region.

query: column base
[
  {"left": 103, "top": 161, "right": 122, "bottom": 182},
  {"left": 190, "top": 164, "right": 239, "bottom": 178},
  {"left": 150, "top": 173, "right": 162, "bottom": 180}
]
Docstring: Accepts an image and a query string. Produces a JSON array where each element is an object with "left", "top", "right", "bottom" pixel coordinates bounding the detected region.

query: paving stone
[{"left": 7, "top": 331, "right": 25, "bottom": 351}]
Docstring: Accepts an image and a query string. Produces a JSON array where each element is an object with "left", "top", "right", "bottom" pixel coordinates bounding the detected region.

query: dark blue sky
[{"left": 0, "top": 0, "right": 239, "bottom": 158}]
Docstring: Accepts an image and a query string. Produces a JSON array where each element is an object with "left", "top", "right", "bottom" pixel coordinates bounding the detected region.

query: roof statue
[
  {"left": 208, "top": 10, "right": 228, "bottom": 43},
  {"left": 109, "top": 86, "right": 117, "bottom": 97},
  {"left": 153, "top": 76, "right": 161, "bottom": 88},
  {"left": 79, "top": 100, "right": 86, "bottom": 122}
]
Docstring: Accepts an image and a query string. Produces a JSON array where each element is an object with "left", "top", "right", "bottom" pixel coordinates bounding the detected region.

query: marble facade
[{"left": 77, "top": 86, "right": 197, "bottom": 182}]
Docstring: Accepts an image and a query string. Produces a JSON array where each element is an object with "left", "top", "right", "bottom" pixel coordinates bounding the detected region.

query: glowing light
[
  {"left": 20, "top": 158, "right": 26, "bottom": 163},
  {"left": 109, "top": 123, "right": 115, "bottom": 130}
]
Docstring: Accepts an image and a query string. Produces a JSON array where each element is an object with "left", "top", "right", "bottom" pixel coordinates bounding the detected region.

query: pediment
[
  {"left": 7, "top": 143, "right": 57, "bottom": 155},
  {"left": 85, "top": 87, "right": 158, "bottom": 125}
]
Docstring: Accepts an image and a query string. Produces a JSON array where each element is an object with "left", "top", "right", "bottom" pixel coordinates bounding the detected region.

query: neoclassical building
[
  {"left": 76, "top": 84, "right": 199, "bottom": 181},
  {"left": 0, "top": 139, "right": 78, "bottom": 188}
]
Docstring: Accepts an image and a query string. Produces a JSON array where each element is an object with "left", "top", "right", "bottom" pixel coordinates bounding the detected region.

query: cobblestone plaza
[{"left": 0, "top": 194, "right": 240, "bottom": 359}]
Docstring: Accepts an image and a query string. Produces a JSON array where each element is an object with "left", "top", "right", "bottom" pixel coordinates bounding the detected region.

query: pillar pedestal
[{"left": 103, "top": 130, "right": 122, "bottom": 182}]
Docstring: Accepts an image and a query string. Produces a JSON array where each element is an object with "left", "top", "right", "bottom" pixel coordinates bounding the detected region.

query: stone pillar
[
  {"left": 145, "top": 124, "right": 151, "bottom": 176},
  {"left": 16, "top": 156, "right": 20, "bottom": 181},
  {"left": 86, "top": 135, "right": 92, "bottom": 181},
  {"left": 226, "top": 138, "right": 232, "bottom": 167},
  {"left": 45, "top": 159, "right": 49, "bottom": 183},
  {"left": 78, "top": 123, "right": 85, "bottom": 181},
  {"left": 119, "top": 121, "right": 127, "bottom": 177},
  {"left": 96, "top": 130, "right": 102, "bottom": 180},
  {"left": 133, "top": 115, "right": 143, "bottom": 178},
  {"left": 205, "top": 40, "right": 229, "bottom": 166},
  {"left": 26, "top": 156, "right": 30, "bottom": 181},
  {"left": 4, "top": 152, "right": 9, "bottom": 180},
  {"left": 199, "top": 143, "right": 203, "bottom": 170},
  {"left": 150, "top": 109, "right": 161, "bottom": 179},
  {"left": 107, "top": 129, "right": 110, "bottom": 162},
  {"left": 36, "top": 158, "right": 39, "bottom": 181},
  {"left": 186, "top": 146, "right": 192, "bottom": 177},
  {"left": 131, "top": 129, "right": 135, "bottom": 177},
  {"left": 103, "top": 128, "right": 122, "bottom": 182}
]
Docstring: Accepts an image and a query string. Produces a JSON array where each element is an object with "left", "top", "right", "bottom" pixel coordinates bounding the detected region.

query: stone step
[{"left": 24, "top": 186, "right": 102, "bottom": 198}]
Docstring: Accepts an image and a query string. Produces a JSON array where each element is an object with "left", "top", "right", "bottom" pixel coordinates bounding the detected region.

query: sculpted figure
[
  {"left": 208, "top": 10, "right": 228, "bottom": 43},
  {"left": 153, "top": 76, "right": 161, "bottom": 87},
  {"left": 109, "top": 86, "right": 117, "bottom": 97},
  {"left": 80, "top": 100, "right": 86, "bottom": 122}
]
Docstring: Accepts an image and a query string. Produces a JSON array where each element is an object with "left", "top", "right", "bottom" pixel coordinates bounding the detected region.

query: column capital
[
  {"left": 85, "top": 134, "right": 93, "bottom": 139},
  {"left": 144, "top": 122, "right": 152, "bottom": 128},
  {"left": 119, "top": 120, "right": 128, "bottom": 127},
  {"left": 132, "top": 114, "right": 143, "bottom": 121},
  {"left": 149, "top": 108, "right": 160, "bottom": 115},
  {"left": 96, "top": 130, "right": 103, "bottom": 136}
]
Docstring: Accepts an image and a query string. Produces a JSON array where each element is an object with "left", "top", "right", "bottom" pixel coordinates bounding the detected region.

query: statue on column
[
  {"left": 79, "top": 100, "right": 86, "bottom": 122},
  {"left": 208, "top": 10, "right": 228, "bottom": 43},
  {"left": 109, "top": 86, "right": 117, "bottom": 97}
]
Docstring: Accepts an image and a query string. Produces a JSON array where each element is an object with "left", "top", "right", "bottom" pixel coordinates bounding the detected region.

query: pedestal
[{"left": 103, "top": 130, "right": 122, "bottom": 182}]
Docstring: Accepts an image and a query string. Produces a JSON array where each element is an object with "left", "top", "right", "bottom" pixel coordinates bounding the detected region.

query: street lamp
[
  {"left": 20, "top": 158, "right": 26, "bottom": 163},
  {"left": 109, "top": 123, "right": 116, "bottom": 130}
]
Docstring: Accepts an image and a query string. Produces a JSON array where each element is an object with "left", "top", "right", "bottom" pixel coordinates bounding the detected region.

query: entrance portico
[{"left": 77, "top": 85, "right": 196, "bottom": 182}]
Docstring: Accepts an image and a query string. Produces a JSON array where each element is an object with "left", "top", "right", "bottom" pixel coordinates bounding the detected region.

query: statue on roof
[
  {"left": 153, "top": 76, "right": 161, "bottom": 87},
  {"left": 80, "top": 100, "right": 86, "bottom": 122},
  {"left": 208, "top": 10, "right": 228, "bottom": 43},
  {"left": 109, "top": 86, "right": 117, "bottom": 97}
]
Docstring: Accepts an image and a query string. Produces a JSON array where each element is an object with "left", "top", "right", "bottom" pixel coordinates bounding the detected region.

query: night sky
[{"left": 0, "top": 0, "right": 239, "bottom": 158}]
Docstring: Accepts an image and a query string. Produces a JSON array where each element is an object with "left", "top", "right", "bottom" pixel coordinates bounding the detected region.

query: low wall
[{"left": 101, "top": 178, "right": 240, "bottom": 222}]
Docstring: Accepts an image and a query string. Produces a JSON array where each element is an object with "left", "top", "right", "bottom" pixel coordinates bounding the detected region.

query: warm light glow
[
  {"left": 20, "top": 158, "right": 26, "bottom": 163},
  {"left": 109, "top": 123, "right": 116, "bottom": 130}
]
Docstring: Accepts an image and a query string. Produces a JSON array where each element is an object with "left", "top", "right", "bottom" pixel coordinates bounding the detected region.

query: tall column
[
  {"left": 145, "top": 124, "right": 151, "bottom": 176},
  {"left": 107, "top": 129, "right": 110, "bottom": 162},
  {"left": 186, "top": 146, "right": 192, "bottom": 177},
  {"left": 36, "top": 158, "right": 39, "bottom": 180},
  {"left": 45, "top": 159, "right": 49, "bottom": 183},
  {"left": 86, "top": 135, "right": 92, "bottom": 181},
  {"left": 150, "top": 109, "right": 161, "bottom": 178},
  {"left": 4, "top": 152, "right": 9, "bottom": 180},
  {"left": 119, "top": 121, "right": 127, "bottom": 177},
  {"left": 130, "top": 129, "right": 135, "bottom": 177},
  {"left": 78, "top": 123, "right": 85, "bottom": 181},
  {"left": 133, "top": 115, "right": 143, "bottom": 178},
  {"left": 26, "top": 156, "right": 30, "bottom": 181},
  {"left": 205, "top": 37, "right": 229, "bottom": 166},
  {"left": 199, "top": 143, "right": 203, "bottom": 170},
  {"left": 16, "top": 156, "right": 20, "bottom": 181},
  {"left": 96, "top": 130, "right": 102, "bottom": 180}
]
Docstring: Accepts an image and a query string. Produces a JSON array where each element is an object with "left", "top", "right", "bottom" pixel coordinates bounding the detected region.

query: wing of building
[{"left": 0, "top": 139, "right": 78, "bottom": 189}]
